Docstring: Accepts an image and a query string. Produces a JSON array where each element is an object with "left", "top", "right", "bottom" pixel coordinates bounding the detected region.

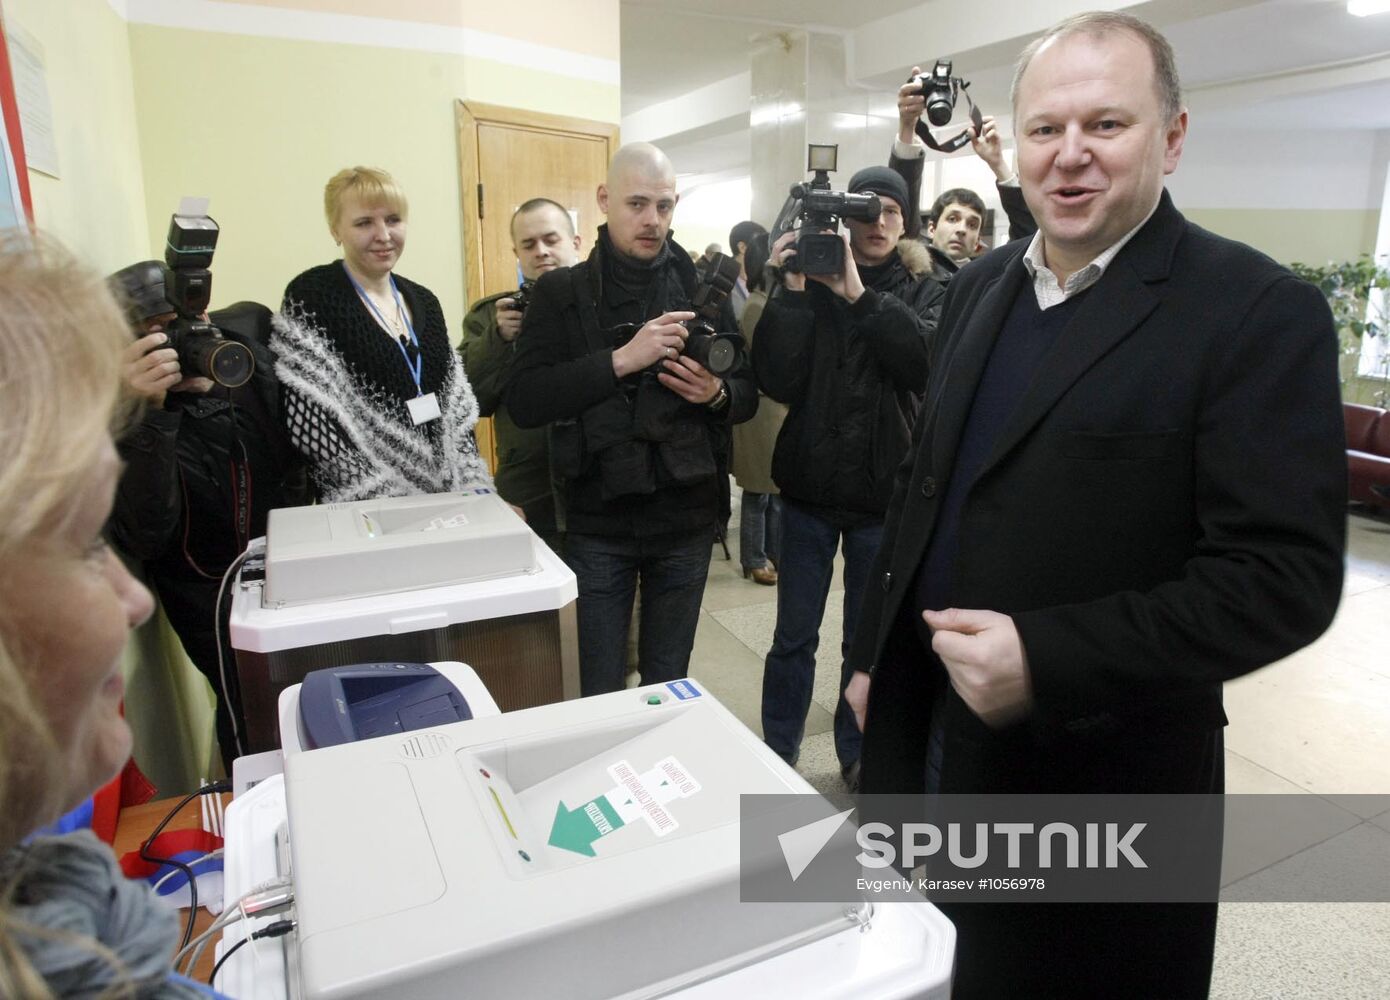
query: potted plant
[{"left": 1289, "top": 254, "right": 1390, "bottom": 407}]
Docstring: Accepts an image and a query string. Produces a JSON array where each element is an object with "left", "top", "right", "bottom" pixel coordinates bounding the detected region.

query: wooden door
[{"left": 456, "top": 102, "right": 619, "bottom": 471}]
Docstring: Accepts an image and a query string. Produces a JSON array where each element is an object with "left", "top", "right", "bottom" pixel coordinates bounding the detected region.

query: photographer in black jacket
[
  {"left": 754, "top": 166, "right": 940, "bottom": 788},
  {"left": 108, "top": 262, "right": 304, "bottom": 770},
  {"left": 506, "top": 143, "right": 757, "bottom": 696}
]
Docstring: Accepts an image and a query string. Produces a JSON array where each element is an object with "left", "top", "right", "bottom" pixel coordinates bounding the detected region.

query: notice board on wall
[{"left": 0, "top": 1, "right": 34, "bottom": 230}]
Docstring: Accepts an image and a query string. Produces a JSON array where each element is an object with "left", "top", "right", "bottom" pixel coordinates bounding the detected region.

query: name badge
[{"left": 407, "top": 392, "right": 442, "bottom": 425}]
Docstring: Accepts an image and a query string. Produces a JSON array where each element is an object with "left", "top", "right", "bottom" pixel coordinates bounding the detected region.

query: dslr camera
[
  {"left": 682, "top": 252, "right": 743, "bottom": 376},
  {"left": 163, "top": 207, "right": 254, "bottom": 388},
  {"left": 912, "top": 58, "right": 964, "bottom": 127},
  {"left": 612, "top": 253, "right": 744, "bottom": 377},
  {"left": 772, "top": 144, "right": 881, "bottom": 276},
  {"left": 905, "top": 59, "right": 983, "bottom": 154}
]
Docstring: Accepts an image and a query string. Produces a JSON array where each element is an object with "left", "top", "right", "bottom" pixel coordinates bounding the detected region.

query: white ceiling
[{"left": 621, "top": 0, "right": 1390, "bottom": 175}]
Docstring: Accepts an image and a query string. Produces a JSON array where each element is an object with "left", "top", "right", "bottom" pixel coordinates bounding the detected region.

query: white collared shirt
[{"left": 1021, "top": 198, "right": 1160, "bottom": 310}]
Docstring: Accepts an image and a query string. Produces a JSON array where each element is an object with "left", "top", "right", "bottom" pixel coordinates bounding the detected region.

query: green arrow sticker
[{"left": 548, "top": 795, "right": 626, "bottom": 857}]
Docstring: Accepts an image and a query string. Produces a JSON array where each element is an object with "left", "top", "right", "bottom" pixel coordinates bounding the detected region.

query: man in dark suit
[{"left": 844, "top": 11, "right": 1346, "bottom": 998}]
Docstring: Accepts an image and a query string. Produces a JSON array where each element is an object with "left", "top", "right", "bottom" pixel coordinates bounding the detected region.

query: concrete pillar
[{"left": 749, "top": 30, "right": 893, "bottom": 231}]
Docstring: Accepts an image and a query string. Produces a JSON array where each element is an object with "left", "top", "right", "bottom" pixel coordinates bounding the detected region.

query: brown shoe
[{"left": 744, "top": 564, "right": 778, "bottom": 586}]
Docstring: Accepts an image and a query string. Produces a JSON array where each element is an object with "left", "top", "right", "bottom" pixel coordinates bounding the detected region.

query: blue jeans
[
  {"left": 739, "top": 491, "right": 783, "bottom": 572},
  {"left": 564, "top": 528, "right": 712, "bottom": 696},
  {"left": 761, "top": 501, "right": 883, "bottom": 769}
]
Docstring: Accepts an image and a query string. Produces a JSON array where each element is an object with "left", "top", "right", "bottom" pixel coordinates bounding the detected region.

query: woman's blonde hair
[
  {"left": 0, "top": 232, "right": 134, "bottom": 998},
  {"left": 323, "top": 165, "right": 409, "bottom": 233}
]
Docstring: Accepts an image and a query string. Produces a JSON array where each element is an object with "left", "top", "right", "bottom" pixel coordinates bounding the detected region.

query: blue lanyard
[{"left": 343, "top": 263, "right": 423, "bottom": 396}]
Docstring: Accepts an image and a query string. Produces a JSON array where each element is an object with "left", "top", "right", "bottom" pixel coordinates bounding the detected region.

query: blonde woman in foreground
[{"left": 0, "top": 235, "right": 215, "bottom": 997}]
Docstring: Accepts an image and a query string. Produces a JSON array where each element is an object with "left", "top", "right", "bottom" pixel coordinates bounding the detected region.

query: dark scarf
[
  {"left": 857, "top": 250, "right": 910, "bottom": 293},
  {"left": 595, "top": 224, "right": 681, "bottom": 329}
]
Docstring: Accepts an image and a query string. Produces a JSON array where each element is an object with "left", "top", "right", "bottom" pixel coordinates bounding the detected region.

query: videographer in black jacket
[
  {"left": 754, "top": 166, "right": 940, "bottom": 788},
  {"left": 108, "top": 262, "right": 304, "bottom": 770},
  {"left": 506, "top": 143, "right": 757, "bottom": 696}
]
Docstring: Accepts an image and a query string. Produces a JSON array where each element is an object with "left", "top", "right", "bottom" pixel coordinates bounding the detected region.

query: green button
[{"left": 647, "top": 695, "right": 662, "bottom": 705}]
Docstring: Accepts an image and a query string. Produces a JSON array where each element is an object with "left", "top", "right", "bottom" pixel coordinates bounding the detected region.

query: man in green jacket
[{"left": 461, "top": 198, "right": 581, "bottom": 552}]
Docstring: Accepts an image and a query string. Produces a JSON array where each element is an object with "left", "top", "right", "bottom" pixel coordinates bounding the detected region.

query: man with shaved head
[
  {"left": 507, "top": 142, "right": 756, "bottom": 696},
  {"left": 845, "top": 11, "right": 1345, "bottom": 997}
]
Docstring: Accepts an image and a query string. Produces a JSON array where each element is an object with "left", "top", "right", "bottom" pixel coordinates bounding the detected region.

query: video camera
[
  {"left": 906, "top": 59, "right": 983, "bottom": 154},
  {"left": 163, "top": 204, "right": 254, "bottom": 388},
  {"left": 771, "top": 144, "right": 881, "bottom": 276}
]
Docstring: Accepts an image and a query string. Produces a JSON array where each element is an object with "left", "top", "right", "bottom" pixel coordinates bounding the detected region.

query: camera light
[
  {"left": 1348, "top": 0, "right": 1390, "bottom": 16},
  {"left": 807, "top": 144, "right": 838, "bottom": 173}
]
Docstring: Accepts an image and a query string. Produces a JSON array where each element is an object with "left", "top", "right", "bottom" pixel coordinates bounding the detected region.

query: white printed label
[{"left": 605, "top": 757, "right": 700, "bottom": 836}]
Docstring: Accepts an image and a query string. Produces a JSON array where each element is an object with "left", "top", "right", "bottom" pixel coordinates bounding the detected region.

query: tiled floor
[{"left": 687, "top": 498, "right": 1390, "bottom": 998}]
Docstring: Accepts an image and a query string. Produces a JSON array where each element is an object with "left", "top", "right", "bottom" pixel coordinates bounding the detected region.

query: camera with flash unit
[
  {"left": 772, "top": 144, "right": 881, "bottom": 276},
  {"left": 611, "top": 253, "right": 744, "bottom": 377},
  {"left": 163, "top": 207, "right": 254, "bottom": 388},
  {"left": 682, "top": 252, "right": 743, "bottom": 376}
]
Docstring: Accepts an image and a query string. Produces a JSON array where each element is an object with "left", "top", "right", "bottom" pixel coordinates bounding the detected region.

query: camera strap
[{"left": 913, "top": 84, "right": 984, "bottom": 154}]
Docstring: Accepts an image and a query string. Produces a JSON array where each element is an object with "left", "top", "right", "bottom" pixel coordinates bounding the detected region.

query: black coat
[
  {"left": 850, "top": 192, "right": 1345, "bottom": 996},
  {"left": 505, "top": 233, "right": 756, "bottom": 538},
  {"left": 751, "top": 249, "right": 941, "bottom": 523},
  {"left": 110, "top": 304, "right": 305, "bottom": 762}
]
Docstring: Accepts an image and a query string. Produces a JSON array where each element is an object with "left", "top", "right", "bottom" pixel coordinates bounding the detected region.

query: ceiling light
[{"left": 1348, "top": 0, "right": 1390, "bottom": 17}]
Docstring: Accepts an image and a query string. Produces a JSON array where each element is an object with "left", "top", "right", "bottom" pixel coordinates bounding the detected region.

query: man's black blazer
[{"left": 852, "top": 190, "right": 1347, "bottom": 796}]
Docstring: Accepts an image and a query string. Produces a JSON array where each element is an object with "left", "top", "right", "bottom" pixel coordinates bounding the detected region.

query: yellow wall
[
  {"left": 5, "top": 0, "right": 149, "bottom": 271},
  {"left": 2, "top": 0, "right": 618, "bottom": 791},
  {"left": 126, "top": 20, "right": 619, "bottom": 335},
  {"left": 1184, "top": 208, "right": 1380, "bottom": 268}
]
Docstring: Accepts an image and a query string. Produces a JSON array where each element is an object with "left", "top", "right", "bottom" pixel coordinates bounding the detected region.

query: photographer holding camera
[
  {"left": 506, "top": 143, "right": 757, "bottom": 697},
  {"left": 462, "top": 197, "right": 582, "bottom": 551},
  {"left": 890, "top": 62, "right": 1038, "bottom": 255},
  {"left": 108, "top": 260, "right": 304, "bottom": 770},
  {"left": 755, "top": 164, "right": 941, "bottom": 789}
]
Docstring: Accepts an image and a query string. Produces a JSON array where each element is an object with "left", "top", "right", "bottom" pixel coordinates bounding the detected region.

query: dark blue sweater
[{"left": 912, "top": 283, "right": 1088, "bottom": 644}]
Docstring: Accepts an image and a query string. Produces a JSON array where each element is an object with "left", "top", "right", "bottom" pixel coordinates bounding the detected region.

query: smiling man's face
[{"left": 1015, "top": 27, "right": 1186, "bottom": 279}]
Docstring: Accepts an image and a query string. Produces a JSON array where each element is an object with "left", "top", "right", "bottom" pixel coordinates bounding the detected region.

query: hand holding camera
[
  {"left": 611, "top": 310, "right": 693, "bottom": 379},
  {"left": 496, "top": 280, "right": 534, "bottom": 342},
  {"left": 657, "top": 353, "right": 722, "bottom": 406},
  {"left": 770, "top": 231, "right": 807, "bottom": 292},
  {"left": 496, "top": 298, "right": 524, "bottom": 341},
  {"left": 897, "top": 66, "right": 927, "bottom": 145},
  {"left": 902, "top": 59, "right": 983, "bottom": 154},
  {"left": 122, "top": 331, "right": 182, "bottom": 406},
  {"left": 123, "top": 329, "right": 216, "bottom": 407},
  {"left": 807, "top": 231, "right": 865, "bottom": 303}
]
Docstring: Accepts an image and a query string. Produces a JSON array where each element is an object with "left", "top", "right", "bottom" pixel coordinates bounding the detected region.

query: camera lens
[
  {"left": 205, "top": 340, "right": 254, "bottom": 388},
  {"left": 926, "top": 98, "right": 953, "bottom": 127},
  {"left": 704, "top": 338, "right": 737, "bottom": 375}
]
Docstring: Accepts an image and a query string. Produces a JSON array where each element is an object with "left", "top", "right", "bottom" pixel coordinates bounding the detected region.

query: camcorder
[
  {"left": 163, "top": 206, "right": 254, "bottom": 388},
  {"left": 612, "top": 253, "right": 744, "bottom": 377},
  {"left": 771, "top": 144, "right": 880, "bottom": 276},
  {"left": 906, "top": 59, "right": 984, "bottom": 154}
]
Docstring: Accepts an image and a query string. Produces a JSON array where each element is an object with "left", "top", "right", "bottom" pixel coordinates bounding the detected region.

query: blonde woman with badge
[{"left": 275, "top": 166, "right": 491, "bottom": 502}]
